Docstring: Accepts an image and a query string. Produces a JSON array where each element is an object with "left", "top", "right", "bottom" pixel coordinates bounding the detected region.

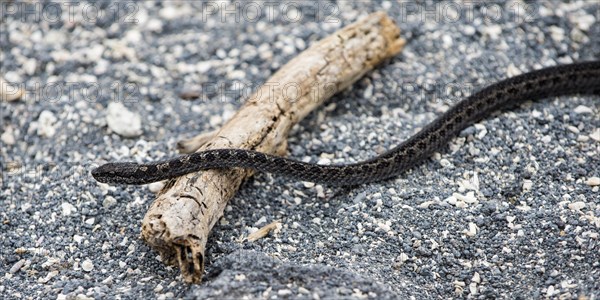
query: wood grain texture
[{"left": 140, "top": 11, "right": 405, "bottom": 283}]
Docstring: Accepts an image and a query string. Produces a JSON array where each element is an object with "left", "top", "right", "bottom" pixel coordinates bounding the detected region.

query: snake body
[{"left": 92, "top": 61, "right": 600, "bottom": 186}]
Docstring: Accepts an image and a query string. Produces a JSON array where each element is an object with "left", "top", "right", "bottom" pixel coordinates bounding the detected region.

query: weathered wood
[{"left": 141, "top": 12, "right": 405, "bottom": 283}]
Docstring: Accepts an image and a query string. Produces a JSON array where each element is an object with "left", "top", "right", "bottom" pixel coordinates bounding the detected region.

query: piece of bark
[{"left": 141, "top": 11, "right": 405, "bottom": 283}]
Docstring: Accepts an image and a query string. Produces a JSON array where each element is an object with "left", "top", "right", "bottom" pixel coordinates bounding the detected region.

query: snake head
[{"left": 91, "top": 162, "right": 145, "bottom": 185}]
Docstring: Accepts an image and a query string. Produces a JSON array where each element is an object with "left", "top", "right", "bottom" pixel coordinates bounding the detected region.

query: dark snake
[{"left": 92, "top": 61, "right": 600, "bottom": 186}]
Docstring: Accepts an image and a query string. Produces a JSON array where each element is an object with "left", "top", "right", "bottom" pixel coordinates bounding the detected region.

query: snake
[{"left": 92, "top": 61, "right": 600, "bottom": 186}]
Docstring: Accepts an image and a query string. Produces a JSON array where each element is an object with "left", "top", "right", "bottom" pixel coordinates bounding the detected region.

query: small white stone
[
  {"left": 103, "top": 196, "right": 117, "bottom": 208},
  {"left": 10, "top": 259, "right": 25, "bottom": 273},
  {"left": 159, "top": 6, "right": 180, "bottom": 20},
  {"left": 523, "top": 180, "right": 533, "bottom": 191},
  {"left": 590, "top": 128, "right": 600, "bottom": 142},
  {"left": 61, "top": 202, "right": 77, "bottom": 216},
  {"left": 546, "top": 285, "right": 556, "bottom": 297},
  {"left": 85, "top": 218, "right": 95, "bottom": 225},
  {"left": 454, "top": 192, "right": 478, "bottom": 204},
  {"left": 481, "top": 25, "right": 502, "bottom": 40},
  {"left": 24, "top": 58, "right": 37, "bottom": 76},
  {"left": 548, "top": 26, "right": 565, "bottom": 42},
  {"left": 196, "top": 61, "right": 213, "bottom": 73},
  {"left": 439, "top": 159, "right": 452, "bottom": 168},
  {"left": 418, "top": 201, "right": 435, "bottom": 208},
  {"left": 73, "top": 235, "right": 84, "bottom": 243},
  {"left": 278, "top": 289, "right": 292, "bottom": 296},
  {"left": 506, "top": 64, "right": 522, "bottom": 77},
  {"left": 567, "top": 126, "right": 579, "bottom": 134},
  {"left": 445, "top": 195, "right": 457, "bottom": 205},
  {"left": 312, "top": 217, "right": 321, "bottom": 224},
  {"left": 585, "top": 177, "right": 600, "bottom": 186},
  {"left": 254, "top": 216, "right": 267, "bottom": 226},
  {"left": 569, "top": 13, "right": 596, "bottom": 31},
  {"left": 147, "top": 19, "right": 163, "bottom": 32},
  {"left": 541, "top": 135, "right": 552, "bottom": 143},
  {"left": 86, "top": 44, "right": 105, "bottom": 61},
  {"left": 363, "top": 84, "right": 373, "bottom": 99},
  {"left": 81, "top": 259, "right": 94, "bottom": 272},
  {"left": 303, "top": 181, "right": 315, "bottom": 188},
  {"left": 38, "top": 270, "right": 58, "bottom": 284},
  {"left": 1, "top": 126, "right": 15, "bottom": 145},
  {"left": 442, "top": 34, "right": 453, "bottom": 48},
  {"left": 234, "top": 274, "right": 246, "bottom": 281},
  {"left": 106, "top": 102, "right": 142, "bottom": 138},
  {"left": 377, "top": 221, "right": 391, "bottom": 232},
  {"left": 568, "top": 201, "right": 586, "bottom": 211},
  {"left": 315, "top": 185, "right": 325, "bottom": 198},
  {"left": 399, "top": 253, "right": 409, "bottom": 263},
  {"left": 148, "top": 181, "right": 165, "bottom": 193},
  {"left": 464, "top": 222, "right": 477, "bottom": 237},
  {"left": 577, "top": 135, "right": 589, "bottom": 142},
  {"left": 37, "top": 110, "right": 58, "bottom": 138},
  {"left": 573, "top": 105, "right": 593, "bottom": 114},
  {"left": 463, "top": 25, "right": 476, "bottom": 36}
]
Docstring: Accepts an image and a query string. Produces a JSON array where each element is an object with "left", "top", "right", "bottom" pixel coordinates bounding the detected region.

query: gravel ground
[{"left": 1, "top": 1, "right": 599, "bottom": 299}]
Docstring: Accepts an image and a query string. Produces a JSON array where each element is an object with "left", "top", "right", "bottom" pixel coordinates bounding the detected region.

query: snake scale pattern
[{"left": 92, "top": 61, "right": 600, "bottom": 186}]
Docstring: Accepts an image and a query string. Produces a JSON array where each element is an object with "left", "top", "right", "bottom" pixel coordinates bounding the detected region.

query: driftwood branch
[{"left": 141, "top": 12, "right": 405, "bottom": 283}]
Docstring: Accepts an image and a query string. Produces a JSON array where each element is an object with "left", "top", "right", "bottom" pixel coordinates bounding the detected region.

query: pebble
[
  {"left": 577, "top": 135, "right": 589, "bottom": 142},
  {"left": 463, "top": 25, "right": 476, "bottom": 36},
  {"left": 523, "top": 180, "right": 533, "bottom": 191},
  {"left": 481, "top": 25, "right": 502, "bottom": 40},
  {"left": 38, "top": 271, "right": 58, "bottom": 284},
  {"left": 159, "top": 6, "right": 181, "bottom": 20},
  {"left": 573, "top": 105, "right": 593, "bottom": 114},
  {"left": 590, "top": 129, "right": 600, "bottom": 142},
  {"left": 105, "top": 102, "right": 143, "bottom": 138},
  {"left": 585, "top": 177, "right": 600, "bottom": 187},
  {"left": 23, "top": 58, "right": 37, "bottom": 76},
  {"left": 464, "top": 222, "right": 478, "bottom": 237},
  {"left": 541, "top": 135, "right": 552, "bottom": 143},
  {"left": 81, "top": 259, "right": 94, "bottom": 272},
  {"left": 37, "top": 110, "right": 58, "bottom": 138},
  {"left": 1, "top": 125, "right": 16, "bottom": 145},
  {"left": 148, "top": 181, "right": 165, "bottom": 193},
  {"left": 548, "top": 26, "right": 565, "bottom": 42},
  {"left": 454, "top": 192, "right": 478, "bottom": 204},
  {"left": 61, "top": 202, "right": 77, "bottom": 216},
  {"left": 10, "top": 260, "right": 25, "bottom": 273},
  {"left": 568, "top": 201, "right": 586, "bottom": 211},
  {"left": 102, "top": 196, "right": 117, "bottom": 208},
  {"left": 303, "top": 182, "right": 315, "bottom": 188},
  {"left": 569, "top": 13, "right": 596, "bottom": 31},
  {"left": 567, "top": 126, "right": 579, "bottom": 134}
]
